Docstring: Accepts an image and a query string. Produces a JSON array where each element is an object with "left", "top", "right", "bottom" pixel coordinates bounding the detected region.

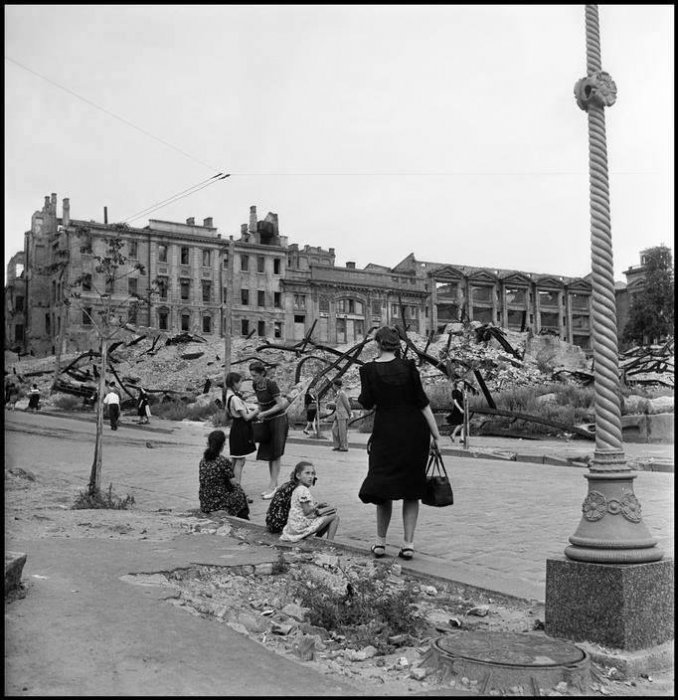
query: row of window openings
[
  {"left": 436, "top": 284, "right": 589, "bottom": 309},
  {"left": 438, "top": 306, "right": 590, "bottom": 328}
]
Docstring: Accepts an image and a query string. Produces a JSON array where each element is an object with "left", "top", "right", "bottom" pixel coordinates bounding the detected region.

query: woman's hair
[
  {"left": 203, "top": 429, "right": 226, "bottom": 461},
  {"left": 249, "top": 361, "right": 266, "bottom": 375},
  {"left": 289, "top": 460, "right": 315, "bottom": 484},
  {"left": 375, "top": 326, "right": 402, "bottom": 353},
  {"left": 225, "top": 372, "right": 242, "bottom": 390}
]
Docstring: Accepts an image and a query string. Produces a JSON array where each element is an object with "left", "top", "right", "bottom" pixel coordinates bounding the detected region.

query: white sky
[{"left": 4, "top": 4, "right": 674, "bottom": 284}]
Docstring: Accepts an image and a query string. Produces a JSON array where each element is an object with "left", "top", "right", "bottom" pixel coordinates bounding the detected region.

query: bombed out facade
[{"left": 6, "top": 193, "right": 598, "bottom": 357}]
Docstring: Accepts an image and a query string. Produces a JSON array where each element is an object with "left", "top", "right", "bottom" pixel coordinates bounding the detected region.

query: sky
[{"left": 4, "top": 4, "right": 674, "bottom": 285}]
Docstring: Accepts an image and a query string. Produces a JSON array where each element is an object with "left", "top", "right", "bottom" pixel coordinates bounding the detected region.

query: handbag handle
[{"left": 426, "top": 446, "right": 448, "bottom": 478}]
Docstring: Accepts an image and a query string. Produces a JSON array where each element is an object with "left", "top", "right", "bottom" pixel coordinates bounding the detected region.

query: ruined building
[{"left": 4, "top": 192, "right": 607, "bottom": 357}]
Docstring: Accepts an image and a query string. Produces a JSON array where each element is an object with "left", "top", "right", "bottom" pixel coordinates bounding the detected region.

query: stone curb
[{"left": 5, "top": 551, "right": 27, "bottom": 595}]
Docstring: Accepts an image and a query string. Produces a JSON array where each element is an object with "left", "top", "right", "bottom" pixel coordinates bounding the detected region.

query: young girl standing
[
  {"left": 225, "top": 372, "right": 259, "bottom": 500},
  {"left": 280, "top": 461, "right": 340, "bottom": 542}
]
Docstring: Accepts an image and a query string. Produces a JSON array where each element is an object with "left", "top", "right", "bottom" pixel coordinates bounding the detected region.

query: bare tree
[{"left": 66, "top": 227, "right": 148, "bottom": 495}]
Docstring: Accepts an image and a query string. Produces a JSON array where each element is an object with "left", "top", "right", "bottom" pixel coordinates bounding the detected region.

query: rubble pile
[
  {"left": 5, "top": 324, "right": 672, "bottom": 413},
  {"left": 620, "top": 339, "right": 674, "bottom": 388},
  {"left": 127, "top": 525, "right": 546, "bottom": 694}
]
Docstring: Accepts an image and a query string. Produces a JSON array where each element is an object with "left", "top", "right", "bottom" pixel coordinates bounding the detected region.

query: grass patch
[
  {"left": 72, "top": 483, "right": 135, "bottom": 510},
  {"left": 293, "top": 566, "right": 424, "bottom": 652},
  {"left": 50, "top": 393, "right": 83, "bottom": 411},
  {"left": 153, "top": 400, "right": 221, "bottom": 422}
]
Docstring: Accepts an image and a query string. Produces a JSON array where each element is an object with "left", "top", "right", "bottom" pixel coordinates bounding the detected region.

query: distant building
[
  {"left": 5, "top": 192, "right": 602, "bottom": 357},
  {"left": 392, "top": 254, "right": 593, "bottom": 350},
  {"left": 614, "top": 248, "right": 659, "bottom": 346}
]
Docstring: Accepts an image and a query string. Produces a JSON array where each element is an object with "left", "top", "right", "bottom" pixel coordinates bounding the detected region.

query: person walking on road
[
  {"left": 331, "top": 378, "right": 352, "bottom": 451},
  {"left": 136, "top": 387, "right": 151, "bottom": 424},
  {"left": 303, "top": 389, "right": 318, "bottom": 436},
  {"left": 27, "top": 383, "right": 41, "bottom": 412},
  {"left": 225, "top": 371, "right": 259, "bottom": 502},
  {"left": 103, "top": 382, "right": 121, "bottom": 430},
  {"left": 198, "top": 429, "right": 250, "bottom": 519},
  {"left": 280, "top": 461, "right": 340, "bottom": 542},
  {"left": 357, "top": 326, "right": 441, "bottom": 561},
  {"left": 446, "top": 379, "right": 465, "bottom": 443},
  {"left": 249, "top": 361, "right": 289, "bottom": 500}
]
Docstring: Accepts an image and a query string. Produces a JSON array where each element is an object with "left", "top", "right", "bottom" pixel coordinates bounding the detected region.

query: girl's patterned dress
[
  {"left": 198, "top": 455, "right": 249, "bottom": 518},
  {"left": 279, "top": 484, "right": 327, "bottom": 542}
]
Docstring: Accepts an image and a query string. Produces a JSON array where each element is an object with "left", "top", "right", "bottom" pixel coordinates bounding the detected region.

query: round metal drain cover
[{"left": 422, "top": 632, "right": 590, "bottom": 695}]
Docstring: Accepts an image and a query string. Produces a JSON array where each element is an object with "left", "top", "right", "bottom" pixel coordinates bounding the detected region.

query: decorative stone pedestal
[{"left": 545, "top": 557, "right": 674, "bottom": 650}]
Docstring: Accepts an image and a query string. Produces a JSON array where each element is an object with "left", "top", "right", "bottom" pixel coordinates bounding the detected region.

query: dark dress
[
  {"left": 137, "top": 390, "right": 150, "bottom": 419},
  {"left": 446, "top": 389, "right": 464, "bottom": 426},
  {"left": 226, "top": 391, "right": 256, "bottom": 458},
  {"left": 304, "top": 392, "right": 317, "bottom": 422},
  {"left": 253, "top": 377, "right": 289, "bottom": 461},
  {"left": 199, "top": 454, "right": 250, "bottom": 518},
  {"left": 358, "top": 358, "right": 431, "bottom": 505}
]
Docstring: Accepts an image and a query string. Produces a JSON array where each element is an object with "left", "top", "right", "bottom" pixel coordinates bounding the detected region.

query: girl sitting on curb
[{"left": 280, "top": 461, "right": 340, "bottom": 542}]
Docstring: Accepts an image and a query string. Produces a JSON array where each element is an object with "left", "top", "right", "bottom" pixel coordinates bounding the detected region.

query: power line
[
  {"left": 121, "top": 174, "right": 230, "bottom": 224},
  {"left": 5, "top": 55, "right": 219, "bottom": 172}
]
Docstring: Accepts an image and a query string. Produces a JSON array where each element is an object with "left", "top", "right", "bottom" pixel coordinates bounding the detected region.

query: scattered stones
[
  {"left": 467, "top": 605, "right": 490, "bottom": 617},
  {"left": 291, "top": 635, "right": 316, "bottom": 661},
  {"left": 281, "top": 602, "right": 308, "bottom": 622},
  {"left": 410, "top": 667, "right": 428, "bottom": 681},
  {"left": 344, "top": 645, "right": 378, "bottom": 662}
]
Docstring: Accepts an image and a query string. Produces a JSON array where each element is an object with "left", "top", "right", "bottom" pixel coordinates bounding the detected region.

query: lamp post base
[{"left": 545, "top": 557, "right": 674, "bottom": 650}]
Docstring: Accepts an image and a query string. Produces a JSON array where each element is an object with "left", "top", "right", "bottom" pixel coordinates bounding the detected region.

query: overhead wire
[
  {"left": 6, "top": 55, "right": 234, "bottom": 226},
  {"left": 120, "top": 173, "right": 230, "bottom": 224},
  {"left": 5, "top": 55, "right": 221, "bottom": 172}
]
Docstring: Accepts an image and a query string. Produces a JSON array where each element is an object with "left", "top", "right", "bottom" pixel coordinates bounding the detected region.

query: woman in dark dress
[
  {"left": 446, "top": 380, "right": 465, "bottom": 442},
  {"left": 249, "top": 361, "right": 289, "bottom": 500},
  {"left": 198, "top": 430, "right": 250, "bottom": 519},
  {"left": 137, "top": 387, "right": 150, "bottom": 424},
  {"left": 358, "top": 326, "right": 441, "bottom": 560}
]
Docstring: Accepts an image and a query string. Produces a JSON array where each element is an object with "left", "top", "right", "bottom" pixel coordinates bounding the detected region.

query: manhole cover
[{"left": 422, "top": 632, "right": 590, "bottom": 695}]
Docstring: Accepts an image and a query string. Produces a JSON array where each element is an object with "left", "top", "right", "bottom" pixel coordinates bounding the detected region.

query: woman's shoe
[
  {"left": 398, "top": 547, "right": 414, "bottom": 560},
  {"left": 262, "top": 489, "right": 277, "bottom": 500},
  {"left": 371, "top": 544, "right": 386, "bottom": 558}
]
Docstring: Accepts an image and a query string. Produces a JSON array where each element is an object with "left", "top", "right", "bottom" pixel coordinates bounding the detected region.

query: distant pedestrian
[
  {"left": 137, "top": 387, "right": 151, "bottom": 424},
  {"left": 280, "top": 461, "right": 340, "bottom": 542},
  {"left": 249, "top": 361, "right": 289, "bottom": 500},
  {"left": 225, "top": 372, "right": 259, "bottom": 501},
  {"left": 5, "top": 374, "right": 19, "bottom": 410},
  {"left": 446, "top": 380, "right": 465, "bottom": 443},
  {"left": 303, "top": 389, "right": 318, "bottom": 435},
  {"left": 198, "top": 430, "right": 249, "bottom": 519},
  {"left": 27, "top": 384, "right": 41, "bottom": 412},
  {"left": 331, "top": 378, "right": 352, "bottom": 451},
  {"left": 358, "top": 326, "right": 441, "bottom": 561},
  {"left": 103, "top": 383, "right": 121, "bottom": 430}
]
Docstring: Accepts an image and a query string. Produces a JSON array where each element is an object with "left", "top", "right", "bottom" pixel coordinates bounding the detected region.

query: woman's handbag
[
  {"left": 252, "top": 420, "right": 270, "bottom": 443},
  {"left": 422, "top": 446, "right": 454, "bottom": 507}
]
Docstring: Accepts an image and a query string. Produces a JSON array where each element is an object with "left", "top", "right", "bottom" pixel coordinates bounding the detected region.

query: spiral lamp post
[{"left": 545, "top": 5, "right": 673, "bottom": 653}]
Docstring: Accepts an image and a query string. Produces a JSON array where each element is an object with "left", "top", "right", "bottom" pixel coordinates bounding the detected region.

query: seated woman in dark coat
[{"left": 198, "top": 430, "right": 249, "bottom": 519}]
